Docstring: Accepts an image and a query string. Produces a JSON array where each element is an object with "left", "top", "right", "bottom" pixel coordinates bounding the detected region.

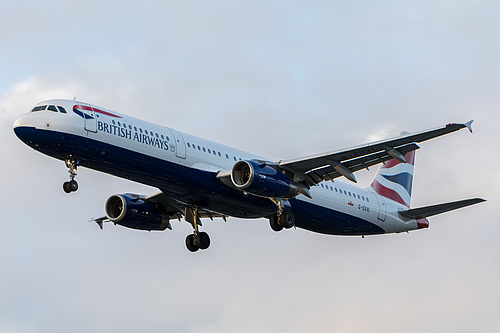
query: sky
[{"left": 0, "top": 1, "right": 499, "bottom": 332}]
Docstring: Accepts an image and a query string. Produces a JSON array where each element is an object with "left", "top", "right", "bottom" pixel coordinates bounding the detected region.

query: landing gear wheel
[
  {"left": 63, "top": 181, "right": 72, "bottom": 193},
  {"left": 196, "top": 232, "right": 211, "bottom": 250},
  {"left": 269, "top": 215, "right": 283, "bottom": 232},
  {"left": 69, "top": 180, "right": 78, "bottom": 192},
  {"left": 279, "top": 211, "right": 295, "bottom": 229},
  {"left": 186, "top": 234, "right": 199, "bottom": 252}
]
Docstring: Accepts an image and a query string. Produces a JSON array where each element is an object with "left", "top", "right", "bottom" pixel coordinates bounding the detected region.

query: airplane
[{"left": 13, "top": 99, "right": 485, "bottom": 252}]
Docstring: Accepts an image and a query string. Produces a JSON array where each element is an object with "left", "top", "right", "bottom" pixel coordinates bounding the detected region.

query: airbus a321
[{"left": 13, "top": 100, "right": 485, "bottom": 252}]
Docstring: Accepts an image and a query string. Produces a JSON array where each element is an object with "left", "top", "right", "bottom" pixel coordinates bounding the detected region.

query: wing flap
[{"left": 398, "top": 198, "right": 486, "bottom": 219}]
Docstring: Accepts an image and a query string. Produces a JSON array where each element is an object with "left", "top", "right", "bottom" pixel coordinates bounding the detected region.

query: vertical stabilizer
[{"left": 370, "top": 150, "right": 415, "bottom": 207}]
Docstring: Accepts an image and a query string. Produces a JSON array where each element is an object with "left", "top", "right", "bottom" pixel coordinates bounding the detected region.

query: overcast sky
[{"left": 0, "top": 1, "right": 498, "bottom": 332}]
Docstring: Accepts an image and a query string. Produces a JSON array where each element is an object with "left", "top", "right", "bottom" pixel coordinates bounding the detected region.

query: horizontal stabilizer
[{"left": 399, "top": 198, "right": 486, "bottom": 219}]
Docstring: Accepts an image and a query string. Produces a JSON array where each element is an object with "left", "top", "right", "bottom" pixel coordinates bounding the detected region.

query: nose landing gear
[{"left": 63, "top": 157, "right": 79, "bottom": 193}]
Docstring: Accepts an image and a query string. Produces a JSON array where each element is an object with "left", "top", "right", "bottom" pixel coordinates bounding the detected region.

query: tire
[
  {"left": 196, "top": 232, "right": 210, "bottom": 250},
  {"left": 186, "top": 234, "right": 199, "bottom": 252},
  {"left": 269, "top": 215, "right": 283, "bottom": 232},
  {"left": 69, "top": 180, "right": 78, "bottom": 192},
  {"left": 279, "top": 211, "right": 295, "bottom": 229},
  {"left": 63, "top": 182, "right": 72, "bottom": 193}
]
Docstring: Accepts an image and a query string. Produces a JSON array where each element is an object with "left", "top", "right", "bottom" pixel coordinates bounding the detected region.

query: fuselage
[{"left": 13, "top": 99, "right": 422, "bottom": 236}]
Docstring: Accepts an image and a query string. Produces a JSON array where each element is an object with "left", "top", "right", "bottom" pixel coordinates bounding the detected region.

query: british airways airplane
[{"left": 13, "top": 99, "right": 485, "bottom": 252}]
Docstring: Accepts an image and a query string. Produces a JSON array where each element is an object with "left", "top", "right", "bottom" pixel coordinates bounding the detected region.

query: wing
[
  {"left": 278, "top": 121, "right": 473, "bottom": 188},
  {"left": 90, "top": 191, "right": 227, "bottom": 229},
  {"left": 398, "top": 198, "right": 486, "bottom": 219}
]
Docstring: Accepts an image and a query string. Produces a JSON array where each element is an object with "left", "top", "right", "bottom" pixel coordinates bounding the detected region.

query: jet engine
[
  {"left": 105, "top": 194, "right": 170, "bottom": 231},
  {"left": 230, "top": 160, "right": 298, "bottom": 198}
]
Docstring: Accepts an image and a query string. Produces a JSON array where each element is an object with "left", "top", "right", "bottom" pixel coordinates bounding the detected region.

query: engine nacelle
[
  {"left": 231, "top": 160, "right": 298, "bottom": 198},
  {"left": 105, "top": 194, "right": 170, "bottom": 231}
]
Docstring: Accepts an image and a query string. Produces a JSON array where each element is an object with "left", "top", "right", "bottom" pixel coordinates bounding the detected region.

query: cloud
[{"left": 1, "top": 1, "right": 499, "bottom": 332}]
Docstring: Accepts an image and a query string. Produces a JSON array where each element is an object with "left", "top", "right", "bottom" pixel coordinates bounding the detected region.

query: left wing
[{"left": 278, "top": 121, "right": 473, "bottom": 187}]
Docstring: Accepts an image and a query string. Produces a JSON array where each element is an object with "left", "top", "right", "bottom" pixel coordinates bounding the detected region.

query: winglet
[{"left": 464, "top": 120, "right": 474, "bottom": 133}]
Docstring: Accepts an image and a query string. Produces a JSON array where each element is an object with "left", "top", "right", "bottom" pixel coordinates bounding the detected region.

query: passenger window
[
  {"left": 32, "top": 105, "right": 47, "bottom": 112},
  {"left": 366, "top": 198, "right": 370, "bottom": 202},
  {"left": 203, "top": 147, "right": 206, "bottom": 152},
  {"left": 128, "top": 125, "right": 132, "bottom": 130},
  {"left": 213, "top": 151, "right": 217, "bottom": 155},
  {"left": 187, "top": 143, "right": 190, "bottom": 148},
  {"left": 140, "top": 128, "right": 143, "bottom": 133},
  {"left": 112, "top": 120, "right": 116, "bottom": 125},
  {"left": 226, "top": 154, "right": 229, "bottom": 159},
  {"left": 57, "top": 106, "right": 67, "bottom": 113},
  {"left": 161, "top": 135, "right": 164, "bottom": 139},
  {"left": 134, "top": 126, "right": 137, "bottom": 131},
  {"left": 208, "top": 148, "right": 211, "bottom": 154},
  {"left": 156, "top": 133, "right": 159, "bottom": 138},
  {"left": 218, "top": 152, "right": 221, "bottom": 157}
]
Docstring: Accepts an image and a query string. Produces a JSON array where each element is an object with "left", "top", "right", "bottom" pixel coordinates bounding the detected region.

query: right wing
[{"left": 277, "top": 121, "right": 474, "bottom": 188}]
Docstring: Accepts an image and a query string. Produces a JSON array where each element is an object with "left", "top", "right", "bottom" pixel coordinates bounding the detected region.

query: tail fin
[{"left": 370, "top": 150, "right": 415, "bottom": 207}]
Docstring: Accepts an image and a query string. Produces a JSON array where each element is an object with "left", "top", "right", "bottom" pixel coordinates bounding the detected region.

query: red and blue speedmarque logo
[{"left": 73, "top": 105, "right": 122, "bottom": 119}]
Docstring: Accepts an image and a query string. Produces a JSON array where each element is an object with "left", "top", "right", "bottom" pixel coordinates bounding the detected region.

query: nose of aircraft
[{"left": 13, "top": 113, "right": 38, "bottom": 144}]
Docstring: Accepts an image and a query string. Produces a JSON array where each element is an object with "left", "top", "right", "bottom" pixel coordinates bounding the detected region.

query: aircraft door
[
  {"left": 374, "top": 195, "right": 387, "bottom": 221},
  {"left": 170, "top": 128, "right": 186, "bottom": 159},
  {"left": 78, "top": 102, "right": 97, "bottom": 133}
]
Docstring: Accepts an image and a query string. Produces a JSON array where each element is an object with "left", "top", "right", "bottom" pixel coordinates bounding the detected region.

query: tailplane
[{"left": 370, "top": 150, "right": 415, "bottom": 207}]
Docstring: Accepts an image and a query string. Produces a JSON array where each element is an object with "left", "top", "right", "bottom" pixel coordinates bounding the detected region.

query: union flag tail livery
[
  {"left": 13, "top": 99, "right": 485, "bottom": 252},
  {"left": 370, "top": 150, "right": 415, "bottom": 208}
]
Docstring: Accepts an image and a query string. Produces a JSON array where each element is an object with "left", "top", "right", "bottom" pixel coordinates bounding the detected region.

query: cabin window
[
  {"left": 161, "top": 135, "right": 164, "bottom": 139},
  {"left": 117, "top": 122, "right": 121, "bottom": 126},
  {"left": 187, "top": 143, "right": 191, "bottom": 148},
  {"left": 218, "top": 152, "right": 221, "bottom": 157},
  {"left": 140, "top": 128, "right": 143, "bottom": 133},
  {"left": 226, "top": 154, "right": 229, "bottom": 159},
  {"left": 112, "top": 120, "right": 116, "bottom": 125},
  {"left": 207, "top": 148, "right": 211, "bottom": 154},
  {"left": 203, "top": 147, "right": 206, "bottom": 152},
  {"left": 57, "top": 106, "right": 67, "bottom": 113}
]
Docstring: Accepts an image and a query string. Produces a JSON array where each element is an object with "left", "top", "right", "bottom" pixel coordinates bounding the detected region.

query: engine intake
[
  {"left": 105, "top": 194, "right": 170, "bottom": 231},
  {"left": 231, "top": 160, "right": 298, "bottom": 198}
]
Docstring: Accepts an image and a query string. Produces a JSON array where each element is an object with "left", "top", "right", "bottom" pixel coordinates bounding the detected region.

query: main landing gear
[
  {"left": 63, "top": 157, "right": 79, "bottom": 193},
  {"left": 269, "top": 210, "right": 295, "bottom": 231},
  {"left": 184, "top": 206, "right": 211, "bottom": 252}
]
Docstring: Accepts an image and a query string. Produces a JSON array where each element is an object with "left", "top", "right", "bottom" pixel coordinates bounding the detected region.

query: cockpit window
[
  {"left": 47, "top": 105, "right": 58, "bottom": 112},
  {"left": 57, "top": 106, "right": 67, "bottom": 113},
  {"left": 32, "top": 105, "right": 47, "bottom": 112}
]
